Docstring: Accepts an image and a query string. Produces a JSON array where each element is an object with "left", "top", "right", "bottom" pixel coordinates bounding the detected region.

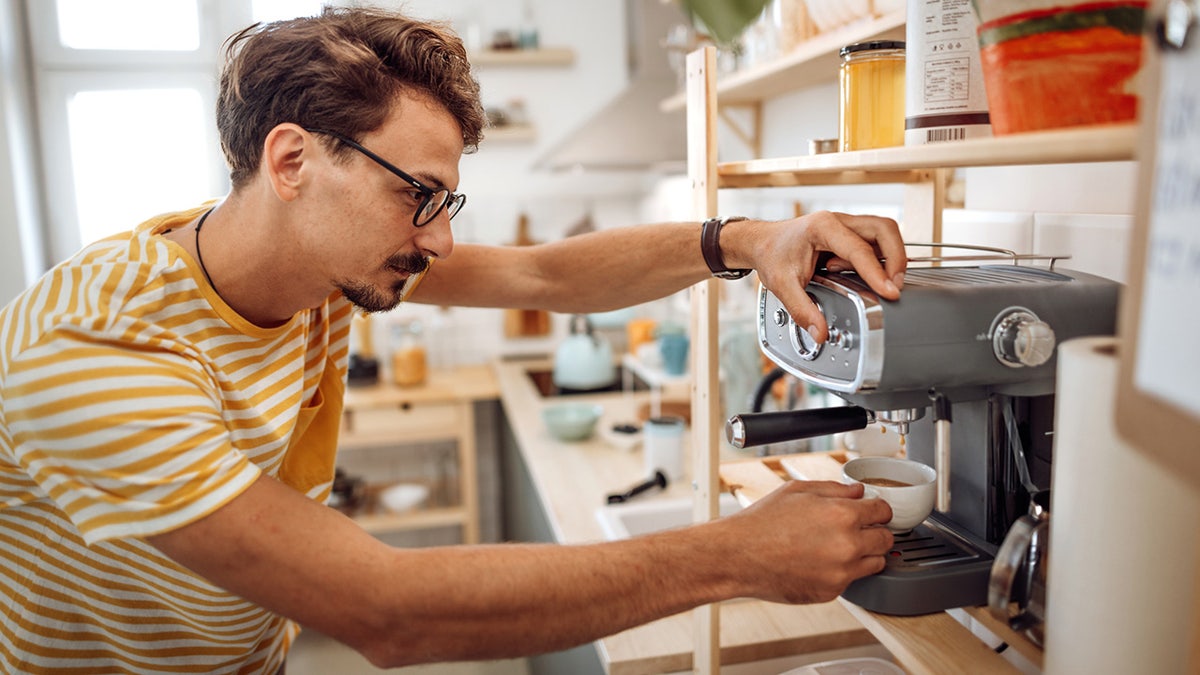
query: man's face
[{"left": 304, "top": 91, "right": 463, "bottom": 313}]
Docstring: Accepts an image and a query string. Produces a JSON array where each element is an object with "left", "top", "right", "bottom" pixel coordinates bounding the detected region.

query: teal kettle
[{"left": 552, "top": 314, "right": 616, "bottom": 391}]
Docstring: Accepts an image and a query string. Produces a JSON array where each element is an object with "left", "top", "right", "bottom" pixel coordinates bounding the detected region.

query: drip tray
[{"left": 842, "top": 517, "right": 995, "bottom": 616}]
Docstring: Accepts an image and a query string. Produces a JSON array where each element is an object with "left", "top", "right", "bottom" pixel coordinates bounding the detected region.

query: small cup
[
  {"left": 658, "top": 334, "right": 690, "bottom": 376},
  {"left": 643, "top": 416, "right": 686, "bottom": 480},
  {"left": 842, "top": 456, "right": 936, "bottom": 533}
]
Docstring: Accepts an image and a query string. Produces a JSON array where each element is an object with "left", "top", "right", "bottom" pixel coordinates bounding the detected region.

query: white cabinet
[{"left": 338, "top": 365, "right": 499, "bottom": 543}]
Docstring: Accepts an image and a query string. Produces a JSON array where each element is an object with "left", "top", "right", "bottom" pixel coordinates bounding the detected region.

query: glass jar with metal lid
[{"left": 839, "top": 40, "right": 906, "bottom": 151}]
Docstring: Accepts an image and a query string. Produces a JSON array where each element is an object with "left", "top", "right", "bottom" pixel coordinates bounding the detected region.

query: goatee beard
[{"left": 338, "top": 253, "right": 429, "bottom": 314}]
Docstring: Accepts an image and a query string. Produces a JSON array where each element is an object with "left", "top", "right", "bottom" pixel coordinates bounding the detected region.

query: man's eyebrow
[{"left": 412, "top": 171, "right": 450, "bottom": 189}]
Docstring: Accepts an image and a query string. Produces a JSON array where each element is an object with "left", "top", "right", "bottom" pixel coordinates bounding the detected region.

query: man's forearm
[
  {"left": 412, "top": 221, "right": 712, "bottom": 312},
  {"left": 364, "top": 529, "right": 742, "bottom": 666}
]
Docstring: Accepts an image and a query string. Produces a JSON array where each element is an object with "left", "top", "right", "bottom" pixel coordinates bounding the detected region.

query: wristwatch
[{"left": 700, "top": 216, "right": 751, "bottom": 280}]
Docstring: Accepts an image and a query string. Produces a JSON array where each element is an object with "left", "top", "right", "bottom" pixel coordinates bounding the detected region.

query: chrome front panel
[{"left": 756, "top": 276, "right": 885, "bottom": 394}]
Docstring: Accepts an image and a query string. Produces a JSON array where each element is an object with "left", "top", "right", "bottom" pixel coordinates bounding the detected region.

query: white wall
[{"left": 0, "top": 0, "right": 45, "bottom": 306}]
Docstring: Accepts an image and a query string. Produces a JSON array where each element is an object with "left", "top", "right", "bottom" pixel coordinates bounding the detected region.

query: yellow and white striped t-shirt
[{"left": 0, "top": 205, "right": 354, "bottom": 673}]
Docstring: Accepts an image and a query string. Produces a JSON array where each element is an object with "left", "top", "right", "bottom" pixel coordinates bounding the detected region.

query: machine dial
[
  {"left": 787, "top": 293, "right": 824, "bottom": 361},
  {"left": 992, "top": 309, "right": 1056, "bottom": 367}
]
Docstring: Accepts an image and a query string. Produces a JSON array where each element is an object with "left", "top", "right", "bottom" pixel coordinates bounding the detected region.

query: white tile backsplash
[
  {"left": 1033, "top": 212, "right": 1132, "bottom": 282},
  {"left": 963, "top": 162, "right": 1139, "bottom": 215},
  {"left": 941, "top": 209, "right": 1035, "bottom": 254},
  {"left": 938, "top": 209, "right": 1132, "bottom": 283}
]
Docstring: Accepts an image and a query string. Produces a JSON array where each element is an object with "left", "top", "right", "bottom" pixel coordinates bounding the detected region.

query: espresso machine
[{"left": 726, "top": 251, "right": 1120, "bottom": 616}]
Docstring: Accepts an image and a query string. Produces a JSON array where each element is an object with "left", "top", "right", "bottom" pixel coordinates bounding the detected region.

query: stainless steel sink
[{"left": 595, "top": 494, "right": 742, "bottom": 540}]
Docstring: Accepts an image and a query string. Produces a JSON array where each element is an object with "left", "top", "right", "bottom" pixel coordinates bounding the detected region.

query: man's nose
[{"left": 415, "top": 212, "right": 454, "bottom": 260}]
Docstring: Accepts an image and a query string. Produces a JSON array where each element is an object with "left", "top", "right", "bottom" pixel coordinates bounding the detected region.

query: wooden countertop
[
  {"left": 343, "top": 364, "right": 500, "bottom": 410},
  {"left": 490, "top": 358, "right": 877, "bottom": 673}
]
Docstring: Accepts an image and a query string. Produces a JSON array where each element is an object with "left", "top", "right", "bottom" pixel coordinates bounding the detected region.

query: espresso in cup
[
  {"left": 861, "top": 477, "right": 913, "bottom": 488},
  {"left": 842, "top": 457, "right": 937, "bottom": 533}
]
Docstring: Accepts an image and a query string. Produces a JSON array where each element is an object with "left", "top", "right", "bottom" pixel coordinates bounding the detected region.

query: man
[{"left": 0, "top": 7, "right": 907, "bottom": 673}]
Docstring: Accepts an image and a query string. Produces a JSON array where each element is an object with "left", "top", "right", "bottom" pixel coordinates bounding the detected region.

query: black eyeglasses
[{"left": 306, "top": 128, "right": 466, "bottom": 227}]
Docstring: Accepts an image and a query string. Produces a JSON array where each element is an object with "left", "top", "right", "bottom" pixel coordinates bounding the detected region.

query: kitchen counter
[
  {"left": 492, "top": 357, "right": 1046, "bottom": 674},
  {"left": 491, "top": 358, "right": 877, "bottom": 674}
]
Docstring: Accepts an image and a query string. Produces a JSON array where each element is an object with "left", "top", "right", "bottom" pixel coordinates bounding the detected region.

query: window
[{"left": 27, "top": 0, "right": 326, "bottom": 261}]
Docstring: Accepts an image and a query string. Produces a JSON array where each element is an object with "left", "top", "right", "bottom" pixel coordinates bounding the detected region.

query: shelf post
[
  {"left": 687, "top": 44, "right": 722, "bottom": 675},
  {"left": 902, "top": 168, "right": 948, "bottom": 248}
]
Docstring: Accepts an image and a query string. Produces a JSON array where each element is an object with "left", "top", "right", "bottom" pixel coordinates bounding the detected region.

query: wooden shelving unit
[
  {"left": 660, "top": 10, "right": 905, "bottom": 113},
  {"left": 683, "top": 24, "right": 1139, "bottom": 670}
]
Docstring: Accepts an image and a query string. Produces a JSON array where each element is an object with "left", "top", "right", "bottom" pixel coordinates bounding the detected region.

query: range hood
[{"left": 534, "top": 0, "right": 689, "bottom": 172}]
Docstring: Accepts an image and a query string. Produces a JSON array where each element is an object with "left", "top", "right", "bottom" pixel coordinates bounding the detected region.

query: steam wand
[{"left": 929, "top": 389, "right": 953, "bottom": 512}]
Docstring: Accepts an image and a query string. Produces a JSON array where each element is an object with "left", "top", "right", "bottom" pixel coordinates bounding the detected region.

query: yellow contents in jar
[
  {"left": 839, "top": 42, "right": 906, "bottom": 152},
  {"left": 392, "top": 346, "right": 427, "bottom": 387}
]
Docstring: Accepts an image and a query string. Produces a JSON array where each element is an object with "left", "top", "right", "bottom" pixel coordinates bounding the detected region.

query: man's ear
[{"left": 261, "top": 124, "right": 310, "bottom": 202}]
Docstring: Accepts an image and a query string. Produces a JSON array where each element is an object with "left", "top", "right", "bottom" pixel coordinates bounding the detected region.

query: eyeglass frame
[{"left": 305, "top": 127, "right": 466, "bottom": 228}]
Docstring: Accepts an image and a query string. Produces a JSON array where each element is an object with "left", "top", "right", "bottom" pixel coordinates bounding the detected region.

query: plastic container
[
  {"left": 971, "top": 0, "right": 1146, "bottom": 134},
  {"left": 905, "top": 0, "right": 992, "bottom": 144},
  {"left": 839, "top": 41, "right": 906, "bottom": 151}
]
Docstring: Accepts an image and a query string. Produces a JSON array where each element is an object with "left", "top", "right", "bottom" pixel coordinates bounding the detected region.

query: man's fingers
[
  {"left": 772, "top": 283, "right": 828, "bottom": 342},
  {"left": 822, "top": 215, "right": 904, "bottom": 301}
]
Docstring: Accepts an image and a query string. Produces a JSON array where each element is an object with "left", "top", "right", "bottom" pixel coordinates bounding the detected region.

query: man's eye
[{"left": 400, "top": 189, "right": 424, "bottom": 204}]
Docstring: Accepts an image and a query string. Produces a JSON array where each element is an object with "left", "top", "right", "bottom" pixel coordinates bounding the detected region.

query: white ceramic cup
[
  {"left": 643, "top": 416, "right": 685, "bottom": 480},
  {"left": 842, "top": 456, "right": 937, "bottom": 533}
]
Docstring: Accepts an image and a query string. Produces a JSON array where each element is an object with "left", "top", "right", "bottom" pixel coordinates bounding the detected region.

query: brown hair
[{"left": 217, "top": 6, "right": 485, "bottom": 188}]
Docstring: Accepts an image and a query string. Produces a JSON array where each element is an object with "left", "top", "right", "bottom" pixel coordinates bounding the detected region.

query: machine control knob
[
  {"left": 992, "top": 310, "right": 1056, "bottom": 368},
  {"left": 773, "top": 308, "right": 789, "bottom": 327},
  {"left": 787, "top": 293, "right": 824, "bottom": 361}
]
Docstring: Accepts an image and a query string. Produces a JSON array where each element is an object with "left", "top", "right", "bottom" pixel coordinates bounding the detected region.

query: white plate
[{"left": 379, "top": 483, "right": 429, "bottom": 513}]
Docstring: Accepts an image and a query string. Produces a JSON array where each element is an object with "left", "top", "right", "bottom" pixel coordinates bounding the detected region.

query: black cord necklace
[{"left": 193, "top": 207, "right": 218, "bottom": 293}]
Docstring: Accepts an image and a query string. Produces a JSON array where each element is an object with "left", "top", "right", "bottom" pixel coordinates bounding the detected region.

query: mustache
[{"left": 385, "top": 252, "right": 429, "bottom": 276}]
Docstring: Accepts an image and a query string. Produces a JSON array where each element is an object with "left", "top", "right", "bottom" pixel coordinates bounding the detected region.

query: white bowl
[
  {"left": 542, "top": 403, "right": 603, "bottom": 442},
  {"left": 379, "top": 483, "right": 429, "bottom": 514}
]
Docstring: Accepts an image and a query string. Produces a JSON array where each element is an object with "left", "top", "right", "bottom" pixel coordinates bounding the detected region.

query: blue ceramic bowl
[{"left": 541, "top": 403, "right": 603, "bottom": 442}]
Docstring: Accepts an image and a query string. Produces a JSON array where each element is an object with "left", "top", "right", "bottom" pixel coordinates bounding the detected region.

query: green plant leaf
[{"left": 679, "top": 0, "right": 772, "bottom": 46}]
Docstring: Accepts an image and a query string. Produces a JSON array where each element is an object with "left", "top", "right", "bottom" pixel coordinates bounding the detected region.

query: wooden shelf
[
  {"left": 717, "top": 123, "right": 1138, "bottom": 188},
  {"left": 484, "top": 124, "right": 536, "bottom": 142},
  {"left": 660, "top": 10, "right": 905, "bottom": 113},
  {"left": 470, "top": 47, "right": 575, "bottom": 67}
]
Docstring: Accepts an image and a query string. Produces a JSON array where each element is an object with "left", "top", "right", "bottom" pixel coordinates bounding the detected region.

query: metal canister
[{"left": 839, "top": 41, "right": 906, "bottom": 152}]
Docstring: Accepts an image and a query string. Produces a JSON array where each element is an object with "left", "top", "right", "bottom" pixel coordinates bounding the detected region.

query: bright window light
[
  {"left": 56, "top": 0, "right": 200, "bottom": 51},
  {"left": 68, "top": 89, "right": 215, "bottom": 245},
  {"left": 252, "top": 0, "right": 326, "bottom": 23}
]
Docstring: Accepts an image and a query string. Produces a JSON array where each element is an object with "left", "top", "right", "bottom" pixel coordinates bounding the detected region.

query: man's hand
[
  {"left": 707, "top": 480, "right": 894, "bottom": 604},
  {"left": 728, "top": 212, "right": 907, "bottom": 343}
]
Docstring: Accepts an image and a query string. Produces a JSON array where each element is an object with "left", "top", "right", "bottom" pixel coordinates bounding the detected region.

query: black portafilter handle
[{"left": 726, "top": 406, "right": 874, "bottom": 449}]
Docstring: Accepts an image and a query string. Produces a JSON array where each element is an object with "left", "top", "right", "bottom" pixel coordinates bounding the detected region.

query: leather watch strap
[{"left": 700, "top": 216, "right": 751, "bottom": 280}]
